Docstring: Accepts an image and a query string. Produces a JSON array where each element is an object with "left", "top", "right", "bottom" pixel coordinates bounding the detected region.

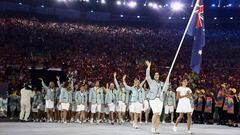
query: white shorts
[
  {"left": 57, "top": 104, "right": 62, "bottom": 111},
  {"left": 149, "top": 98, "right": 163, "bottom": 115},
  {"left": 108, "top": 103, "right": 116, "bottom": 112},
  {"left": 45, "top": 100, "right": 54, "bottom": 109},
  {"left": 164, "top": 105, "right": 174, "bottom": 114},
  {"left": 76, "top": 104, "right": 85, "bottom": 112},
  {"left": 142, "top": 100, "right": 149, "bottom": 111},
  {"left": 91, "top": 104, "right": 101, "bottom": 113},
  {"left": 131, "top": 102, "right": 143, "bottom": 113},
  {"left": 61, "top": 103, "right": 70, "bottom": 111},
  {"left": 85, "top": 105, "right": 90, "bottom": 112},
  {"left": 129, "top": 103, "right": 134, "bottom": 113},
  {"left": 0, "top": 107, "right": 7, "bottom": 112},
  {"left": 116, "top": 101, "right": 126, "bottom": 112},
  {"left": 101, "top": 105, "right": 109, "bottom": 114},
  {"left": 71, "top": 103, "right": 77, "bottom": 112}
]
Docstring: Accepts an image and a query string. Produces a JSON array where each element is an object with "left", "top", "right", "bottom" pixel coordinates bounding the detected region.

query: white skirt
[
  {"left": 61, "top": 103, "right": 70, "bottom": 111},
  {"left": 76, "top": 104, "right": 85, "bottom": 112},
  {"left": 176, "top": 98, "right": 192, "bottom": 113},
  {"left": 45, "top": 100, "right": 54, "bottom": 109}
]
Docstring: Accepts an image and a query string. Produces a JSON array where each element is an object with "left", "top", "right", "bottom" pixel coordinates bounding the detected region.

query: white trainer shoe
[{"left": 173, "top": 125, "right": 177, "bottom": 132}]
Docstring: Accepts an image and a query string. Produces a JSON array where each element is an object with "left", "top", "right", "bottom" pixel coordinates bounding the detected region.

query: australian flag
[{"left": 187, "top": 0, "right": 205, "bottom": 74}]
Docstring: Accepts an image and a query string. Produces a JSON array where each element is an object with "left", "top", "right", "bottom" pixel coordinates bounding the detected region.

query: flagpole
[{"left": 161, "top": 0, "right": 199, "bottom": 95}]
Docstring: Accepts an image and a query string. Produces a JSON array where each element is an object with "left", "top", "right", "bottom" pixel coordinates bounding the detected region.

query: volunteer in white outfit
[
  {"left": 19, "top": 83, "right": 35, "bottom": 121},
  {"left": 123, "top": 75, "right": 145, "bottom": 129},
  {"left": 114, "top": 72, "right": 129, "bottom": 124},
  {"left": 145, "top": 60, "right": 169, "bottom": 133},
  {"left": 39, "top": 78, "right": 55, "bottom": 122},
  {"left": 75, "top": 84, "right": 88, "bottom": 123},
  {"left": 173, "top": 78, "right": 193, "bottom": 134}
]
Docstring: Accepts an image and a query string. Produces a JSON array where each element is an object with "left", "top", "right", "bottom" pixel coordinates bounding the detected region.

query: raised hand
[
  {"left": 113, "top": 72, "right": 117, "bottom": 78},
  {"left": 145, "top": 60, "right": 151, "bottom": 68},
  {"left": 123, "top": 75, "right": 127, "bottom": 81},
  {"left": 38, "top": 78, "right": 43, "bottom": 81}
]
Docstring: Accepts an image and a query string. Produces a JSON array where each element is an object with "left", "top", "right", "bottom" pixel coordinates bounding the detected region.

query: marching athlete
[{"left": 123, "top": 75, "right": 145, "bottom": 129}]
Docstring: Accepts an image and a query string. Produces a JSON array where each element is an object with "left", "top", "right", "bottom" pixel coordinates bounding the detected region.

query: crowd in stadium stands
[{"left": 0, "top": 18, "right": 239, "bottom": 127}]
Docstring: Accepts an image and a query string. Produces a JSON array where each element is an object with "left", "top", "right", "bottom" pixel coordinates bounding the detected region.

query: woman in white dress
[{"left": 173, "top": 78, "right": 193, "bottom": 134}]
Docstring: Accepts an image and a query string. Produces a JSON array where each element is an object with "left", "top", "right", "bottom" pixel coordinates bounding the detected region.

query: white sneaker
[
  {"left": 130, "top": 121, "right": 133, "bottom": 124},
  {"left": 151, "top": 128, "right": 156, "bottom": 133},
  {"left": 64, "top": 121, "right": 67, "bottom": 124},
  {"left": 171, "top": 121, "right": 175, "bottom": 124},
  {"left": 133, "top": 123, "right": 138, "bottom": 129},
  {"left": 90, "top": 118, "right": 93, "bottom": 123},
  {"left": 49, "top": 118, "right": 53, "bottom": 122},
  {"left": 187, "top": 130, "right": 192, "bottom": 134},
  {"left": 145, "top": 121, "right": 148, "bottom": 124},
  {"left": 70, "top": 118, "right": 74, "bottom": 122},
  {"left": 162, "top": 120, "right": 166, "bottom": 124},
  {"left": 97, "top": 120, "right": 100, "bottom": 124},
  {"left": 140, "top": 121, "right": 142, "bottom": 124},
  {"left": 173, "top": 125, "right": 177, "bottom": 132},
  {"left": 76, "top": 119, "right": 80, "bottom": 123}
]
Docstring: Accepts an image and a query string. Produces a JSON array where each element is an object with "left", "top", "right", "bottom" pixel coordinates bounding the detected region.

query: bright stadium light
[
  {"left": 120, "top": 14, "right": 124, "bottom": 18},
  {"left": 148, "top": 2, "right": 153, "bottom": 7},
  {"left": 152, "top": 3, "right": 158, "bottom": 9},
  {"left": 171, "top": 2, "right": 184, "bottom": 11},
  {"left": 128, "top": 1, "right": 137, "bottom": 8},
  {"left": 19, "top": 2, "right": 22, "bottom": 5},
  {"left": 230, "top": 17, "right": 233, "bottom": 20},
  {"left": 116, "top": 0, "right": 121, "bottom": 5},
  {"left": 137, "top": 15, "right": 140, "bottom": 18},
  {"left": 41, "top": 5, "right": 45, "bottom": 8},
  {"left": 211, "top": 4, "right": 216, "bottom": 7},
  {"left": 214, "top": 17, "right": 217, "bottom": 20},
  {"left": 101, "top": 0, "right": 106, "bottom": 4},
  {"left": 168, "top": 17, "right": 172, "bottom": 20}
]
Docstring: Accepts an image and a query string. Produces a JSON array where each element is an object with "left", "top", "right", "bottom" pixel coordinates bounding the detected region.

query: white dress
[{"left": 176, "top": 86, "right": 192, "bottom": 113}]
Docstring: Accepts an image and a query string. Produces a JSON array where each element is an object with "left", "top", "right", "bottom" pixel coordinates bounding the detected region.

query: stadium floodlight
[
  {"left": 168, "top": 17, "right": 172, "bottom": 20},
  {"left": 19, "top": 2, "right": 22, "bottom": 5},
  {"left": 90, "top": 10, "right": 94, "bottom": 12},
  {"left": 148, "top": 2, "right": 153, "bottom": 7},
  {"left": 159, "top": 5, "right": 163, "bottom": 8},
  {"left": 101, "top": 0, "right": 106, "bottom": 4},
  {"left": 116, "top": 0, "right": 121, "bottom": 5},
  {"left": 211, "top": 4, "right": 216, "bottom": 7},
  {"left": 41, "top": 5, "right": 45, "bottom": 8},
  {"left": 144, "top": 3, "right": 147, "bottom": 6},
  {"left": 152, "top": 3, "right": 158, "bottom": 9},
  {"left": 171, "top": 2, "right": 184, "bottom": 11},
  {"left": 120, "top": 14, "right": 124, "bottom": 18},
  {"left": 230, "top": 17, "right": 233, "bottom": 20},
  {"left": 182, "top": 17, "right": 186, "bottom": 20},
  {"left": 128, "top": 1, "right": 137, "bottom": 8},
  {"left": 214, "top": 17, "right": 217, "bottom": 20},
  {"left": 137, "top": 15, "right": 140, "bottom": 18}
]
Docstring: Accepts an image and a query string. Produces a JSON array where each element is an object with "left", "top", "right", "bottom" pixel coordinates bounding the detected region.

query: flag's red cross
[{"left": 195, "top": 1, "right": 204, "bottom": 29}]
